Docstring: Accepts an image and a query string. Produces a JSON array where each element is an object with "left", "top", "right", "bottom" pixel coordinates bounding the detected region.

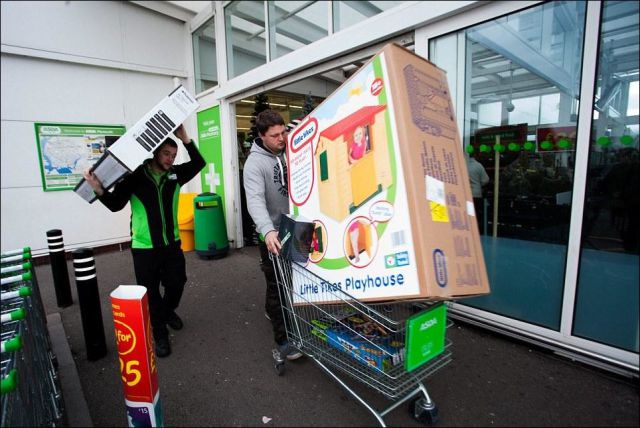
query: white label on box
[
  {"left": 467, "top": 200, "right": 476, "bottom": 216},
  {"left": 426, "top": 175, "right": 446, "bottom": 205}
]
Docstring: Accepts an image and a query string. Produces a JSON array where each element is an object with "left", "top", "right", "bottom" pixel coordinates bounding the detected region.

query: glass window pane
[
  {"left": 478, "top": 102, "right": 502, "bottom": 128},
  {"left": 333, "top": 1, "right": 406, "bottom": 33},
  {"left": 574, "top": 0, "right": 639, "bottom": 352},
  {"left": 431, "top": 1, "right": 587, "bottom": 330},
  {"left": 540, "top": 93, "right": 561, "bottom": 124},
  {"left": 270, "top": 1, "right": 328, "bottom": 60},
  {"left": 225, "top": 1, "right": 266, "bottom": 79},
  {"left": 192, "top": 16, "right": 217, "bottom": 94},
  {"left": 508, "top": 96, "right": 540, "bottom": 126}
]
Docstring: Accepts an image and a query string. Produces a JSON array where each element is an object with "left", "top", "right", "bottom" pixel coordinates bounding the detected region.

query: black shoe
[
  {"left": 155, "top": 337, "right": 171, "bottom": 358},
  {"left": 167, "top": 311, "right": 183, "bottom": 330}
]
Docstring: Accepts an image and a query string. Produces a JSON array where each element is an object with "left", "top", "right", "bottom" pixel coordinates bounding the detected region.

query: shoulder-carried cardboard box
[{"left": 287, "top": 43, "right": 490, "bottom": 304}]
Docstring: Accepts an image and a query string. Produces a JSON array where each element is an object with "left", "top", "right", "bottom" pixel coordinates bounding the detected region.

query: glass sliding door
[
  {"left": 573, "top": 0, "right": 639, "bottom": 353},
  {"left": 430, "top": 1, "right": 588, "bottom": 330}
]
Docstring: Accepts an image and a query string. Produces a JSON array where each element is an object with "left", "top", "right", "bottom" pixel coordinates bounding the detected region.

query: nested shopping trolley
[
  {"left": 270, "top": 253, "right": 453, "bottom": 426},
  {"left": 1, "top": 248, "right": 64, "bottom": 427}
]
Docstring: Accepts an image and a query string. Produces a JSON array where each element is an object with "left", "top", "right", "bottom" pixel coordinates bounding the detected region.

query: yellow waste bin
[{"left": 178, "top": 193, "right": 197, "bottom": 252}]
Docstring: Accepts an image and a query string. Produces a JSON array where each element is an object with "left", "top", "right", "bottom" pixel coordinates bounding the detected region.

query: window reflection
[
  {"left": 574, "top": 0, "right": 639, "bottom": 352},
  {"left": 270, "top": 1, "right": 328, "bottom": 60},
  {"left": 332, "top": 1, "right": 406, "bottom": 32},
  {"left": 431, "top": 1, "right": 587, "bottom": 330},
  {"left": 225, "top": 1, "right": 266, "bottom": 79},
  {"left": 465, "top": 1, "right": 585, "bottom": 246},
  {"left": 193, "top": 16, "right": 217, "bottom": 94}
]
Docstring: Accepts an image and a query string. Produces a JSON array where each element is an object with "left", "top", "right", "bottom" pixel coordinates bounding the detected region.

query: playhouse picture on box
[
  {"left": 287, "top": 44, "right": 490, "bottom": 304},
  {"left": 315, "top": 104, "right": 392, "bottom": 222}
]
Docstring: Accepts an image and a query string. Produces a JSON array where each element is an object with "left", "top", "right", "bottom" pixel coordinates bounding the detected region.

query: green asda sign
[
  {"left": 196, "top": 106, "right": 225, "bottom": 208},
  {"left": 405, "top": 304, "right": 447, "bottom": 372}
]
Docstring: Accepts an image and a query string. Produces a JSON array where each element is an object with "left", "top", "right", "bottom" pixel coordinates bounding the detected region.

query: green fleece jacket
[{"left": 98, "top": 142, "right": 205, "bottom": 249}]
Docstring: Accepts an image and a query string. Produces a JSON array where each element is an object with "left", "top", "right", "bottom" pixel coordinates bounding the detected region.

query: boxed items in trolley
[{"left": 271, "top": 252, "right": 452, "bottom": 426}]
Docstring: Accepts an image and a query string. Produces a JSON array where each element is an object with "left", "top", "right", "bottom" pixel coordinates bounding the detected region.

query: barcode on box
[{"left": 391, "top": 231, "right": 406, "bottom": 247}]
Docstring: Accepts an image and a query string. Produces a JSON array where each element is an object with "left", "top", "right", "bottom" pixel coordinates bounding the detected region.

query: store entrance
[
  {"left": 235, "top": 89, "right": 328, "bottom": 246},
  {"left": 232, "top": 40, "right": 415, "bottom": 247}
]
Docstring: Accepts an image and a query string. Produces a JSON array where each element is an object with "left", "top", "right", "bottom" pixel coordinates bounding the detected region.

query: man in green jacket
[{"left": 83, "top": 124, "right": 206, "bottom": 357}]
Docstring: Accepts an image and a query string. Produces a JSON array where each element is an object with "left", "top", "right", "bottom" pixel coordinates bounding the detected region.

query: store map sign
[{"left": 34, "top": 122, "right": 126, "bottom": 191}]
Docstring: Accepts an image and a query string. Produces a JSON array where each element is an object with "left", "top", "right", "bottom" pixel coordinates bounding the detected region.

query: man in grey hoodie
[{"left": 243, "top": 109, "right": 302, "bottom": 360}]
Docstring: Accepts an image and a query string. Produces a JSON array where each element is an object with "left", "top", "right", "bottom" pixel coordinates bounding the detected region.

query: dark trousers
[
  {"left": 131, "top": 243, "right": 186, "bottom": 341},
  {"left": 258, "top": 242, "right": 288, "bottom": 345},
  {"left": 474, "top": 197, "right": 485, "bottom": 234}
]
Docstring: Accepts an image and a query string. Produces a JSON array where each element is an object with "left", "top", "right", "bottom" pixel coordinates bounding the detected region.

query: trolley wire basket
[
  {"left": 270, "top": 253, "right": 453, "bottom": 426},
  {"left": 1, "top": 248, "right": 64, "bottom": 427}
]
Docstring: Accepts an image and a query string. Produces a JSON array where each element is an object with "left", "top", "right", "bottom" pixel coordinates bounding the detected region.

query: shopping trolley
[
  {"left": 1, "top": 248, "right": 64, "bottom": 427},
  {"left": 270, "top": 253, "right": 453, "bottom": 426}
]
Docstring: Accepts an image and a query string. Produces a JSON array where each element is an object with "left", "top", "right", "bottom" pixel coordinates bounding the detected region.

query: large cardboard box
[{"left": 287, "top": 43, "right": 490, "bottom": 304}]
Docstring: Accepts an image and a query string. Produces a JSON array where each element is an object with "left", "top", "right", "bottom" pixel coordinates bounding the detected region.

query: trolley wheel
[
  {"left": 410, "top": 397, "right": 439, "bottom": 425},
  {"left": 275, "top": 361, "right": 285, "bottom": 376}
]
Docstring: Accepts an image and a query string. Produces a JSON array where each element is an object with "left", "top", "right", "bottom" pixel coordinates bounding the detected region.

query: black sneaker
[
  {"left": 155, "top": 337, "right": 171, "bottom": 358},
  {"left": 167, "top": 311, "right": 183, "bottom": 330}
]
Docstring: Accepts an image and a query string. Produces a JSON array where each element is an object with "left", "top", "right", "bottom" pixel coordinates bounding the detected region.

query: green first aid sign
[
  {"left": 405, "top": 304, "right": 447, "bottom": 372},
  {"left": 196, "top": 106, "right": 225, "bottom": 208}
]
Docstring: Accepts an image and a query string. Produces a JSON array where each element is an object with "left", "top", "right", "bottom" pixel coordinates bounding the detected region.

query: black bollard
[
  {"left": 72, "top": 248, "right": 107, "bottom": 361},
  {"left": 46, "top": 229, "right": 73, "bottom": 308}
]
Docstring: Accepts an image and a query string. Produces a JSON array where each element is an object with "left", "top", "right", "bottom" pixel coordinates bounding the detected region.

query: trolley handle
[
  {"left": 0, "top": 308, "right": 26, "bottom": 324},
  {"left": 1, "top": 334, "right": 23, "bottom": 353},
  {"left": 0, "top": 368, "right": 19, "bottom": 394},
  {"left": 0, "top": 271, "right": 32, "bottom": 286}
]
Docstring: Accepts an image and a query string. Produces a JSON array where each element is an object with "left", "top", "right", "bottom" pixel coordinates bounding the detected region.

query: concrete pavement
[{"left": 36, "top": 246, "right": 639, "bottom": 427}]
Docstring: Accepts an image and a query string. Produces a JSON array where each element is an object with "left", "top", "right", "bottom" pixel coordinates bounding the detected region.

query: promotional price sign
[{"left": 110, "top": 285, "right": 163, "bottom": 427}]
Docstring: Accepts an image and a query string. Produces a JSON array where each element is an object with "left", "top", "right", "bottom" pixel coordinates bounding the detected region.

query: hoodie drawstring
[{"left": 276, "top": 154, "right": 285, "bottom": 188}]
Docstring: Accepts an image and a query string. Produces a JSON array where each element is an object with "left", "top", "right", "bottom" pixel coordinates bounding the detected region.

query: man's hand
[
  {"left": 83, "top": 169, "right": 104, "bottom": 196},
  {"left": 174, "top": 124, "right": 190, "bottom": 144},
  {"left": 264, "top": 230, "right": 282, "bottom": 255}
]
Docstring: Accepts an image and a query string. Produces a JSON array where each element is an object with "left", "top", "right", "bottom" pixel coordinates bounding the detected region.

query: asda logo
[
  {"left": 420, "top": 318, "right": 437, "bottom": 331},
  {"left": 40, "top": 126, "right": 61, "bottom": 135}
]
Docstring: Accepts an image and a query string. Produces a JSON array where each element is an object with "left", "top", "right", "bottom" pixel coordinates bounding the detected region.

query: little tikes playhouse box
[{"left": 286, "top": 43, "right": 490, "bottom": 304}]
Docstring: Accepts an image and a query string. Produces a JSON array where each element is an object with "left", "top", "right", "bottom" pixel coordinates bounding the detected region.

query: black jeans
[
  {"left": 473, "top": 197, "right": 485, "bottom": 235},
  {"left": 131, "top": 243, "right": 186, "bottom": 341},
  {"left": 258, "top": 242, "right": 288, "bottom": 346}
]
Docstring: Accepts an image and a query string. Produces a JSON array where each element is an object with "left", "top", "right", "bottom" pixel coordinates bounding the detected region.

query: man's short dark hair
[
  {"left": 154, "top": 137, "right": 178, "bottom": 155},
  {"left": 255, "top": 109, "right": 285, "bottom": 135}
]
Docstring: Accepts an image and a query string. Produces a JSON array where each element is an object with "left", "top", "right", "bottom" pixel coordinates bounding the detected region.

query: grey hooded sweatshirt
[{"left": 242, "top": 138, "right": 289, "bottom": 239}]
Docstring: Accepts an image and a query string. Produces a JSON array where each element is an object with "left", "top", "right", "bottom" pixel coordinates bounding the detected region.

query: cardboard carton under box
[
  {"left": 311, "top": 312, "right": 405, "bottom": 373},
  {"left": 286, "top": 43, "right": 490, "bottom": 304}
]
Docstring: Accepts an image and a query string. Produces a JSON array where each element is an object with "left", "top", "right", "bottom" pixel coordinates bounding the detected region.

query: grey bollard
[
  {"left": 46, "top": 229, "right": 73, "bottom": 308},
  {"left": 72, "top": 248, "right": 107, "bottom": 361}
]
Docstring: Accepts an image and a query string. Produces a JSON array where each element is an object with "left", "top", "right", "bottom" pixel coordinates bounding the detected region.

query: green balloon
[
  {"left": 523, "top": 142, "right": 535, "bottom": 151},
  {"left": 620, "top": 135, "right": 634, "bottom": 146},
  {"left": 465, "top": 145, "right": 475, "bottom": 154},
  {"left": 541, "top": 141, "right": 554, "bottom": 150},
  {"left": 557, "top": 139, "right": 571, "bottom": 149},
  {"left": 508, "top": 143, "right": 520, "bottom": 152},
  {"left": 597, "top": 136, "right": 611, "bottom": 146},
  {"left": 479, "top": 144, "right": 490, "bottom": 153},
  {"left": 493, "top": 143, "right": 505, "bottom": 153}
]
